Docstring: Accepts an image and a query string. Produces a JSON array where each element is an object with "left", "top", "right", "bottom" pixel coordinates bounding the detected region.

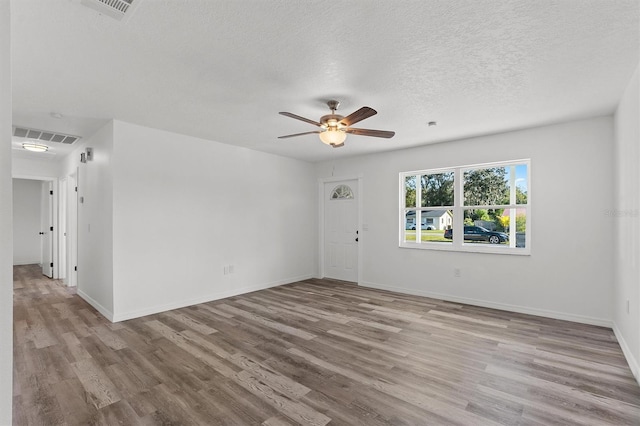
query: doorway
[
  {"left": 40, "top": 181, "right": 53, "bottom": 278},
  {"left": 323, "top": 179, "right": 359, "bottom": 282},
  {"left": 13, "top": 176, "right": 60, "bottom": 279}
]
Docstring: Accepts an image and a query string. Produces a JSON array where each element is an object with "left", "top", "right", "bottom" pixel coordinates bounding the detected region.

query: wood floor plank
[
  {"left": 161, "top": 310, "right": 219, "bottom": 335},
  {"left": 234, "top": 371, "right": 332, "bottom": 426},
  {"left": 91, "top": 324, "right": 129, "bottom": 351},
  {"left": 217, "top": 303, "right": 318, "bottom": 340},
  {"left": 52, "top": 378, "right": 102, "bottom": 425},
  {"left": 12, "top": 264, "right": 640, "bottom": 425},
  {"left": 230, "top": 352, "right": 312, "bottom": 400},
  {"left": 262, "top": 414, "right": 298, "bottom": 426},
  {"left": 70, "top": 357, "right": 123, "bottom": 409}
]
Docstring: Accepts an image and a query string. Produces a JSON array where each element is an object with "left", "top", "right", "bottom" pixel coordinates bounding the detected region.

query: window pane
[
  {"left": 419, "top": 209, "right": 453, "bottom": 243},
  {"left": 404, "top": 210, "right": 416, "bottom": 241},
  {"left": 515, "top": 164, "right": 528, "bottom": 205},
  {"left": 462, "top": 210, "right": 509, "bottom": 245},
  {"left": 464, "top": 167, "right": 509, "bottom": 206},
  {"left": 405, "top": 176, "right": 416, "bottom": 208},
  {"left": 421, "top": 172, "right": 454, "bottom": 207},
  {"left": 500, "top": 208, "right": 527, "bottom": 248}
]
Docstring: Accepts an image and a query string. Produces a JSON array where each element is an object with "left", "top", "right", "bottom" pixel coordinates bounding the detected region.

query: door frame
[
  {"left": 40, "top": 180, "right": 54, "bottom": 277},
  {"left": 67, "top": 170, "right": 78, "bottom": 287},
  {"left": 13, "top": 174, "right": 60, "bottom": 279},
  {"left": 58, "top": 177, "right": 67, "bottom": 282},
  {"left": 318, "top": 175, "right": 363, "bottom": 284}
]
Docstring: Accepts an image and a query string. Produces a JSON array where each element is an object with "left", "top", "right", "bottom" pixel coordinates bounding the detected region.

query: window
[
  {"left": 330, "top": 184, "right": 354, "bottom": 200},
  {"left": 400, "top": 160, "right": 530, "bottom": 254}
]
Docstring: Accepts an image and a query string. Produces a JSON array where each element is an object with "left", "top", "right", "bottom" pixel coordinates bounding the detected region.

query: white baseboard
[
  {"left": 12, "top": 260, "right": 41, "bottom": 266},
  {"left": 360, "top": 281, "right": 613, "bottom": 328},
  {"left": 111, "top": 274, "right": 314, "bottom": 323},
  {"left": 613, "top": 322, "right": 640, "bottom": 386},
  {"left": 77, "top": 289, "right": 114, "bottom": 322}
]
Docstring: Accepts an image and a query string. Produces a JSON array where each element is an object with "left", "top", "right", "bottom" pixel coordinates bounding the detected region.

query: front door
[
  {"left": 41, "top": 181, "right": 53, "bottom": 278},
  {"left": 324, "top": 180, "right": 358, "bottom": 282}
]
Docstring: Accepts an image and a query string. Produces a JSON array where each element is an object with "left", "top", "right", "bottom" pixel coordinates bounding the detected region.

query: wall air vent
[
  {"left": 13, "top": 127, "right": 81, "bottom": 145},
  {"left": 80, "top": 0, "right": 141, "bottom": 22}
]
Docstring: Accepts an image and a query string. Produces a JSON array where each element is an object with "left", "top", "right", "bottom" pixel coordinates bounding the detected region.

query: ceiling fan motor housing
[{"left": 320, "top": 114, "right": 345, "bottom": 129}]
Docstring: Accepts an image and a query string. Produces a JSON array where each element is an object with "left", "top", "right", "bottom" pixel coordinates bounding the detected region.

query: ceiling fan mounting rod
[{"left": 327, "top": 100, "right": 340, "bottom": 114}]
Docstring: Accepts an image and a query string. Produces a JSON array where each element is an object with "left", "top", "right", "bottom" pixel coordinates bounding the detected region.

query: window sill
[{"left": 399, "top": 241, "right": 531, "bottom": 256}]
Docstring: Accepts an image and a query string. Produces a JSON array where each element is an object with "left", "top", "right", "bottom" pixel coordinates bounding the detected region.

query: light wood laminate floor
[{"left": 13, "top": 264, "right": 640, "bottom": 425}]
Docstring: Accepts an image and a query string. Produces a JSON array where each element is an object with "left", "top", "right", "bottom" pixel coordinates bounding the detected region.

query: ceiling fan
[{"left": 278, "top": 100, "right": 395, "bottom": 148}]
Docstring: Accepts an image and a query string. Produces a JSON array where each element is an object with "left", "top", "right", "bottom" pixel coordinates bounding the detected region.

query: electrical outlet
[
  {"left": 627, "top": 300, "right": 630, "bottom": 314},
  {"left": 454, "top": 268, "right": 461, "bottom": 278},
  {"left": 223, "top": 265, "right": 229, "bottom": 275}
]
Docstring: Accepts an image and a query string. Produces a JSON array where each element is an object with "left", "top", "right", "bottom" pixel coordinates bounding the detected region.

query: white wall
[
  {"left": 0, "top": 1, "right": 12, "bottom": 423},
  {"left": 613, "top": 63, "right": 640, "bottom": 382},
  {"left": 12, "top": 179, "right": 42, "bottom": 265},
  {"left": 12, "top": 156, "right": 60, "bottom": 179},
  {"left": 111, "top": 121, "right": 316, "bottom": 321},
  {"left": 60, "top": 122, "right": 115, "bottom": 319},
  {"left": 317, "top": 116, "right": 614, "bottom": 326}
]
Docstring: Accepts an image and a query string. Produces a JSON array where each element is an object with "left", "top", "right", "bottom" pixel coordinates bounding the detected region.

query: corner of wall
[
  {"left": 77, "top": 288, "right": 115, "bottom": 322},
  {"left": 612, "top": 60, "right": 640, "bottom": 386},
  {"left": 613, "top": 323, "right": 640, "bottom": 385},
  {"left": 0, "top": 1, "right": 12, "bottom": 423}
]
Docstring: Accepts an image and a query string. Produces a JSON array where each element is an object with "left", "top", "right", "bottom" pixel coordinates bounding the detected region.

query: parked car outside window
[
  {"left": 407, "top": 224, "right": 436, "bottom": 230},
  {"left": 443, "top": 226, "right": 508, "bottom": 244}
]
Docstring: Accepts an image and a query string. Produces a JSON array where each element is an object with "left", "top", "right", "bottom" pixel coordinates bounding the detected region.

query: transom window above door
[{"left": 330, "top": 184, "right": 354, "bottom": 200}]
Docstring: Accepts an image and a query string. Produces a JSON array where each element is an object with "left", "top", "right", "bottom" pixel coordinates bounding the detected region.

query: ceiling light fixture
[
  {"left": 319, "top": 127, "right": 347, "bottom": 146},
  {"left": 22, "top": 142, "right": 49, "bottom": 153}
]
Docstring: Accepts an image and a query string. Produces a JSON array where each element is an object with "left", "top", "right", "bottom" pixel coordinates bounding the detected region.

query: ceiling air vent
[
  {"left": 13, "top": 127, "right": 81, "bottom": 145},
  {"left": 80, "top": 0, "right": 141, "bottom": 22}
]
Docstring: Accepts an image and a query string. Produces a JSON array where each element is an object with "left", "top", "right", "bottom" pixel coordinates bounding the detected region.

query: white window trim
[{"left": 399, "top": 159, "right": 531, "bottom": 255}]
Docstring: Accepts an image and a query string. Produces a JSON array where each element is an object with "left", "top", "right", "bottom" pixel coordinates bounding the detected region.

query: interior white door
[
  {"left": 41, "top": 181, "right": 53, "bottom": 278},
  {"left": 324, "top": 180, "right": 358, "bottom": 282}
]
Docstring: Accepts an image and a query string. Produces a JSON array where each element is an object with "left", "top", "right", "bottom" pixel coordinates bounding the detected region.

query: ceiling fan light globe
[{"left": 319, "top": 129, "right": 347, "bottom": 146}]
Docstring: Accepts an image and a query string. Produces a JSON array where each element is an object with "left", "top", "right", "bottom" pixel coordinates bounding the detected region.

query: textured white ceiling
[{"left": 10, "top": 0, "right": 640, "bottom": 163}]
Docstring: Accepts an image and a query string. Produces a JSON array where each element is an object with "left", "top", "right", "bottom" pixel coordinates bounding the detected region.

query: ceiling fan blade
[
  {"left": 279, "top": 112, "right": 322, "bottom": 127},
  {"left": 339, "top": 107, "right": 377, "bottom": 126},
  {"left": 345, "top": 128, "right": 395, "bottom": 138},
  {"left": 278, "top": 131, "right": 321, "bottom": 139}
]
